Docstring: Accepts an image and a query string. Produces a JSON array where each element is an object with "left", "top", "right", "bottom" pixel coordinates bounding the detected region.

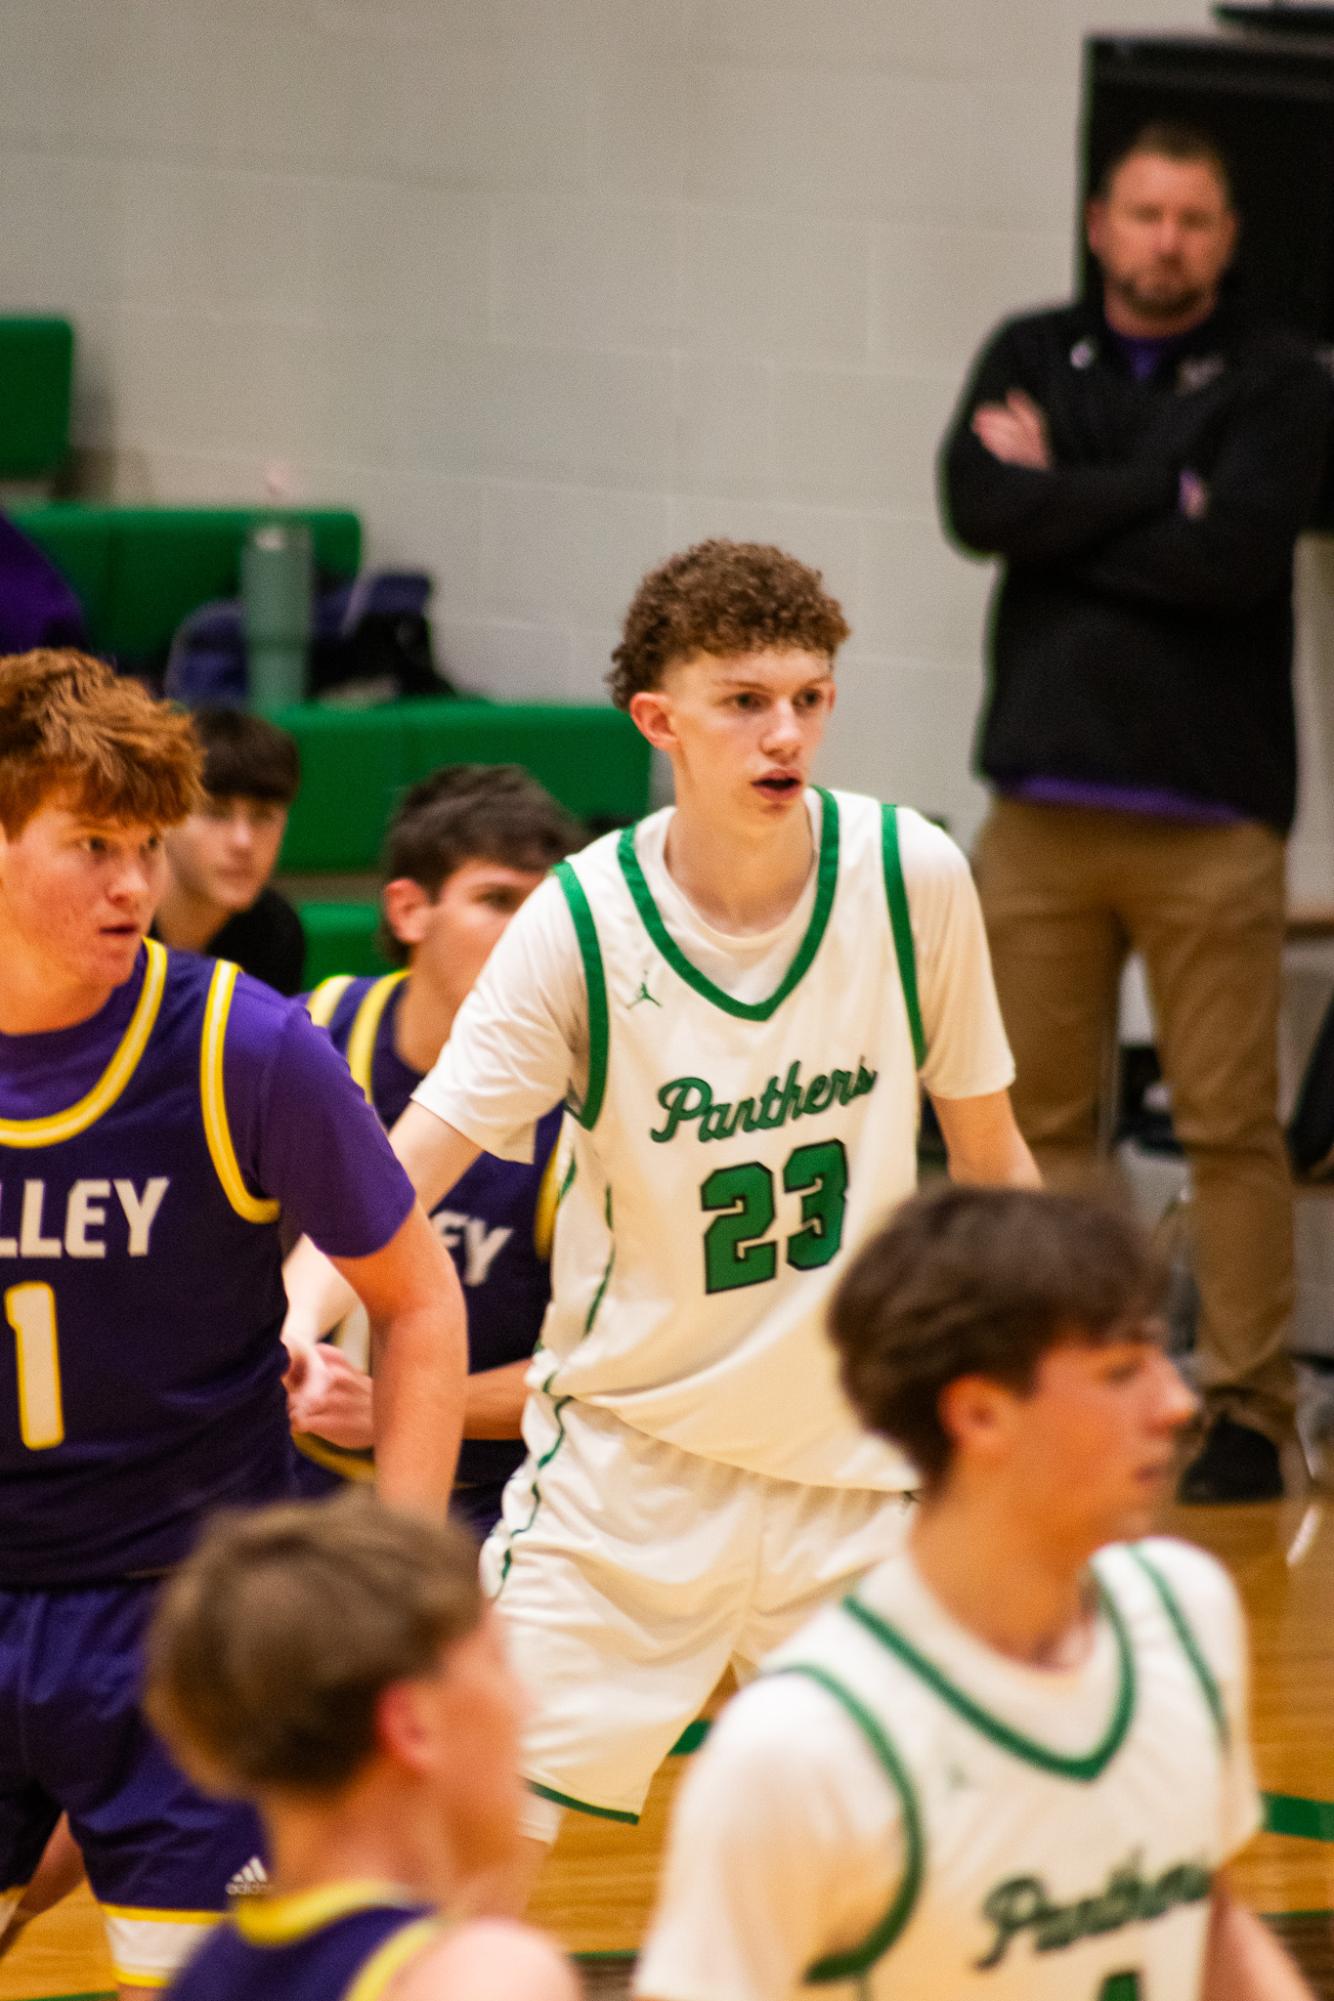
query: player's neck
[
  {"left": 153, "top": 876, "right": 228, "bottom": 955},
  {"left": 664, "top": 793, "right": 814, "bottom": 935},
  {"left": 262, "top": 1780, "right": 457, "bottom": 1907},
  {"left": 394, "top": 970, "right": 455, "bottom": 1079},
  {"left": 909, "top": 1497, "right": 1100, "bottom": 1672}
]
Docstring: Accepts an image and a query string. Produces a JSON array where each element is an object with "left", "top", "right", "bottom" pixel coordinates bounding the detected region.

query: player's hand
[
  {"left": 972, "top": 389, "right": 1051, "bottom": 469},
  {"left": 287, "top": 1343, "right": 375, "bottom": 1448},
  {"left": 282, "top": 1333, "right": 331, "bottom": 1421},
  {"left": 1178, "top": 468, "right": 1209, "bottom": 520}
]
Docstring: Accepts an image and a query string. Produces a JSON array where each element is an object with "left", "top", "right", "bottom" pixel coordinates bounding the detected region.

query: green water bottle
[{"left": 242, "top": 518, "right": 312, "bottom": 713}]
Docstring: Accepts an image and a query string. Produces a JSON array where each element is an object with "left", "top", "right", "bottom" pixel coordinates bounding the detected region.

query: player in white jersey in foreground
[
  {"left": 638, "top": 1185, "right": 1309, "bottom": 2001},
  {"left": 284, "top": 539, "right": 1037, "bottom": 1890}
]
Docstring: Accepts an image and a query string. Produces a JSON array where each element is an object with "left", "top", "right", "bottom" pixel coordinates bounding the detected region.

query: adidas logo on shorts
[{"left": 227, "top": 1857, "right": 269, "bottom": 1898}]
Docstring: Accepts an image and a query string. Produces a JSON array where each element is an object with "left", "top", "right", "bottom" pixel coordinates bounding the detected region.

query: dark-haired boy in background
[
  {"left": 288, "top": 766, "right": 580, "bottom": 1540},
  {"left": 154, "top": 707, "right": 305, "bottom": 994}
]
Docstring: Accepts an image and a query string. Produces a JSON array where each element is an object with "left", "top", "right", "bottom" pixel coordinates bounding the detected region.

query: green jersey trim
[
  {"left": 528, "top": 1780, "right": 639, "bottom": 1826},
  {"left": 769, "top": 1665, "right": 923, "bottom": 1982},
  {"left": 880, "top": 805, "right": 926, "bottom": 1070},
  {"left": 583, "top": 1189, "right": 615, "bottom": 1337},
  {"left": 496, "top": 1388, "right": 572, "bottom": 1592},
  {"left": 1128, "top": 1545, "right": 1228, "bottom": 1749},
  {"left": 554, "top": 860, "right": 609, "bottom": 1128},
  {"left": 615, "top": 790, "right": 841, "bottom": 1022},
  {"left": 840, "top": 1570, "right": 1136, "bottom": 1781}
]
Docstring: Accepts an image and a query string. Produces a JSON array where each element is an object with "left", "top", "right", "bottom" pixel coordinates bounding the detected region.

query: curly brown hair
[
  {"left": 608, "top": 540, "right": 851, "bottom": 709},
  {"left": 0, "top": 650, "right": 202, "bottom": 834}
]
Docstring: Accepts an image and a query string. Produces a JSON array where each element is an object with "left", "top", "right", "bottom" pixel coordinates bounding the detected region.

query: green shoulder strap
[
  {"left": 554, "top": 861, "right": 609, "bottom": 1129},
  {"left": 880, "top": 806, "right": 926, "bottom": 1069}
]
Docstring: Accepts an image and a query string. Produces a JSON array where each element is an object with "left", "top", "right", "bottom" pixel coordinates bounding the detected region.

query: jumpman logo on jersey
[{"left": 629, "top": 979, "right": 662, "bottom": 1009}]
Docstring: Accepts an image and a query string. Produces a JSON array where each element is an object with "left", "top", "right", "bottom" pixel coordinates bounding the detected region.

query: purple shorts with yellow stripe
[{"left": 0, "top": 1578, "right": 264, "bottom": 1987}]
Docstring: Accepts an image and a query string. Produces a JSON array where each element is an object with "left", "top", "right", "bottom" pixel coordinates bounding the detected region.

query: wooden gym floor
[{"left": 2, "top": 1495, "right": 1333, "bottom": 1999}]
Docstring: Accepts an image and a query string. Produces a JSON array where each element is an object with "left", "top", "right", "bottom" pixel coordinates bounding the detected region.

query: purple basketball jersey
[
  {"left": 308, "top": 972, "right": 559, "bottom": 1497},
  {"left": 0, "top": 942, "right": 413, "bottom": 1584},
  {"left": 167, "top": 1889, "right": 439, "bottom": 2001}
]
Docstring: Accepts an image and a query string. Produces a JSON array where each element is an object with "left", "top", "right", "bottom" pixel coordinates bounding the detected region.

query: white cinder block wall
[
  {"left": 9, "top": 0, "right": 1334, "bottom": 1341},
  {"left": 5, "top": 0, "right": 1332, "bottom": 881}
]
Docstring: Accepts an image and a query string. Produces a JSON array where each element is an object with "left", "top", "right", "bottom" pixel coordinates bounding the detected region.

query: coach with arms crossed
[{"left": 940, "top": 120, "right": 1331, "bottom": 1503}]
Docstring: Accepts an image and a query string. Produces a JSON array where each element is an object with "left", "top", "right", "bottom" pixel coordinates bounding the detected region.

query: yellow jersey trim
[
  {"left": 532, "top": 1116, "right": 569, "bottom": 1260},
  {"left": 0, "top": 937, "right": 166, "bottom": 1148},
  {"left": 292, "top": 1428, "right": 375, "bottom": 1483},
  {"left": 346, "top": 971, "right": 409, "bottom": 1101},
  {"left": 101, "top": 1904, "right": 221, "bottom": 1926},
  {"left": 200, "top": 960, "right": 281, "bottom": 1225},
  {"left": 344, "top": 1915, "right": 443, "bottom": 2001},
  {"left": 235, "top": 1880, "right": 423, "bottom": 1946},
  {"left": 305, "top": 973, "right": 356, "bottom": 1030},
  {"left": 110, "top": 1968, "right": 172, "bottom": 1989}
]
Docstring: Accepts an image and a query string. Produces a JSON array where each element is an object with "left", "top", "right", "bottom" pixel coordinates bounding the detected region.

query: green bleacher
[
  {"left": 1, "top": 316, "right": 651, "bottom": 988},
  {"left": 11, "top": 503, "right": 361, "bottom": 661},
  {"left": 0, "top": 318, "right": 74, "bottom": 478},
  {"left": 286, "top": 700, "right": 650, "bottom": 981}
]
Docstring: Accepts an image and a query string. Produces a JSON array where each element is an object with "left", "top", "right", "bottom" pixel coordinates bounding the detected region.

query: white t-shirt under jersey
[
  {"left": 636, "top": 1536, "right": 1259, "bottom": 2001},
  {"left": 415, "top": 791, "right": 1013, "bottom": 1484}
]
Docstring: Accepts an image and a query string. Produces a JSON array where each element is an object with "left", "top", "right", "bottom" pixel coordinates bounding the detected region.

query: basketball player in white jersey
[
  {"left": 638, "top": 1186, "right": 1308, "bottom": 2001},
  {"left": 284, "top": 540, "right": 1037, "bottom": 1884}
]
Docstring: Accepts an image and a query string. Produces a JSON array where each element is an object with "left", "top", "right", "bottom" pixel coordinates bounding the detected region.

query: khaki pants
[{"left": 974, "top": 799, "right": 1295, "bottom": 1440}]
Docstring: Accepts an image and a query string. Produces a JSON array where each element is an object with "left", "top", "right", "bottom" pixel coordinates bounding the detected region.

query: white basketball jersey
[
  {"left": 770, "top": 1540, "right": 1244, "bottom": 1999},
  {"left": 539, "top": 787, "right": 927, "bottom": 1489}
]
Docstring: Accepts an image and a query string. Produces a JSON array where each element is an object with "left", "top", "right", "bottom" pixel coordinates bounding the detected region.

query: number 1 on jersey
[{"left": 5, "top": 1282, "right": 65, "bottom": 1450}]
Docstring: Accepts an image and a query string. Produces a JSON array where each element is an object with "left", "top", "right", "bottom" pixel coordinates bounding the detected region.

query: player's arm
[
  {"left": 326, "top": 1199, "right": 467, "bottom": 1516},
  {"left": 283, "top": 1107, "right": 482, "bottom": 1345},
  {"left": 931, "top": 1086, "right": 1040, "bottom": 1187},
  {"left": 462, "top": 1359, "right": 529, "bottom": 1438},
  {"left": 290, "top": 1349, "right": 529, "bottom": 1450},
  {"left": 903, "top": 813, "right": 1038, "bottom": 1189},
  {"left": 396, "top": 1919, "right": 580, "bottom": 2001},
  {"left": 238, "top": 997, "right": 463, "bottom": 1510},
  {"left": 1201, "top": 1878, "right": 1314, "bottom": 2001}
]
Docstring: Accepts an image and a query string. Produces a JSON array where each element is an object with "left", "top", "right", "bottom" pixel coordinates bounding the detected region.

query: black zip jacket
[{"left": 939, "top": 298, "right": 1331, "bottom": 832}]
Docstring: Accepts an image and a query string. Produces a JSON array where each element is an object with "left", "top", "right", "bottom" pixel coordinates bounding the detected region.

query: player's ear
[
  {"left": 375, "top": 1677, "right": 439, "bottom": 1777},
  {"left": 628, "top": 688, "right": 677, "bottom": 753},
  {"left": 1085, "top": 195, "right": 1106, "bottom": 260},
  {"left": 938, "top": 1374, "right": 1014, "bottom": 1465},
  {"left": 382, "top": 878, "right": 434, "bottom": 952}
]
